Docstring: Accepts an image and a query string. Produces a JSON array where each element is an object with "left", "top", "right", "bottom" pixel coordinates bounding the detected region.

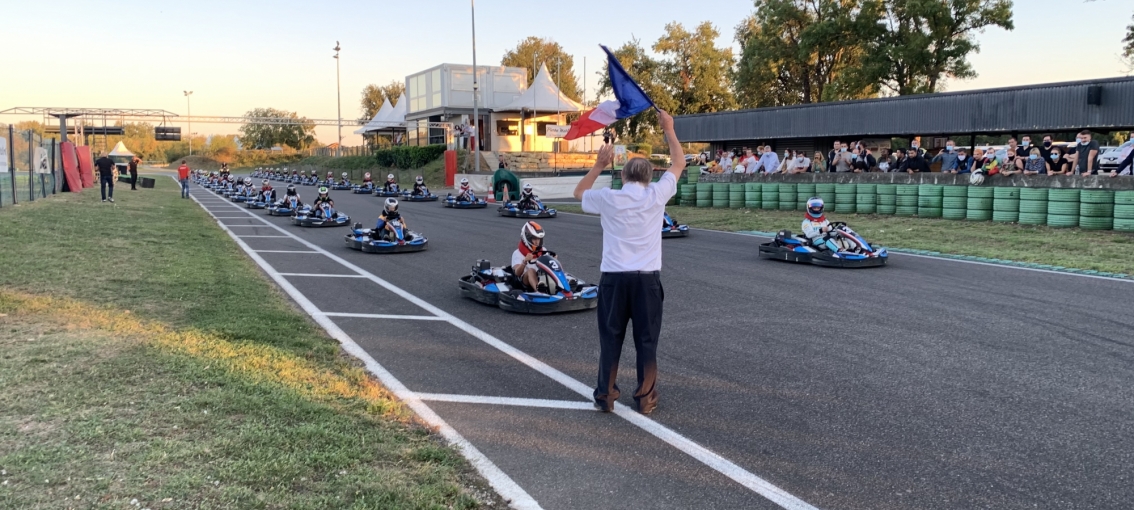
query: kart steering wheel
[{"left": 830, "top": 221, "right": 847, "bottom": 229}]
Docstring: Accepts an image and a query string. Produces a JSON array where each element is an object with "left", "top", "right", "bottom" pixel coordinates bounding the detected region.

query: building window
[
  {"left": 431, "top": 70, "right": 442, "bottom": 108},
  {"left": 536, "top": 122, "right": 558, "bottom": 136},
  {"left": 496, "top": 120, "right": 518, "bottom": 136}
]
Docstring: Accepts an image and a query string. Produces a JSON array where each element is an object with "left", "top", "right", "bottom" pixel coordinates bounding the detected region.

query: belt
[{"left": 602, "top": 271, "right": 660, "bottom": 276}]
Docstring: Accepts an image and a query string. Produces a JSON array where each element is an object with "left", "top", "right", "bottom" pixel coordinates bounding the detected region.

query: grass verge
[
  {"left": 555, "top": 204, "right": 1134, "bottom": 276},
  {"left": 0, "top": 181, "right": 505, "bottom": 509}
]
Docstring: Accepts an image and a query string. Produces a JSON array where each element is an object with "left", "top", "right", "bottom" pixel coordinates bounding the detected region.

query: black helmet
[
  {"left": 286, "top": 184, "right": 296, "bottom": 195},
  {"left": 384, "top": 197, "right": 399, "bottom": 213}
]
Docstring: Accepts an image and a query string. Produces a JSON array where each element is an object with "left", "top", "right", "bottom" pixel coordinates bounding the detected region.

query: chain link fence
[{"left": 1, "top": 125, "right": 61, "bottom": 207}]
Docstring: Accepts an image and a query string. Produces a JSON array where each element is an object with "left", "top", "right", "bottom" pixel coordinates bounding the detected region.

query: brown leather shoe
[
  {"left": 593, "top": 402, "right": 613, "bottom": 413},
  {"left": 638, "top": 402, "right": 656, "bottom": 415}
]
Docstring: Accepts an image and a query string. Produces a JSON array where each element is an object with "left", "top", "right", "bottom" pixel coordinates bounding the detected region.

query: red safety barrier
[
  {"left": 444, "top": 150, "right": 457, "bottom": 187},
  {"left": 60, "top": 142, "right": 82, "bottom": 193},
  {"left": 76, "top": 146, "right": 94, "bottom": 188}
]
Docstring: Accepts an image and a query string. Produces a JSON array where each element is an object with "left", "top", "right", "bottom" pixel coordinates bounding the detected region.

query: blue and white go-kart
[
  {"left": 373, "top": 184, "right": 402, "bottom": 198},
  {"left": 344, "top": 221, "right": 428, "bottom": 253},
  {"left": 444, "top": 193, "right": 488, "bottom": 209},
  {"left": 352, "top": 183, "right": 376, "bottom": 194},
  {"left": 758, "top": 222, "right": 887, "bottom": 268},
  {"left": 401, "top": 187, "right": 439, "bottom": 202},
  {"left": 458, "top": 255, "right": 598, "bottom": 314},
  {"left": 291, "top": 203, "right": 351, "bottom": 227},
  {"left": 662, "top": 211, "right": 689, "bottom": 238},
  {"left": 331, "top": 181, "right": 352, "bottom": 191},
  {"left": 267, "top": 196, "right": 303, "bottom": 216},
  {"left": 498, "top": 198, "right": 556, "bottom": 218},
  {"left": 246, "top": 191, "right": 275, "bottom": 209}
]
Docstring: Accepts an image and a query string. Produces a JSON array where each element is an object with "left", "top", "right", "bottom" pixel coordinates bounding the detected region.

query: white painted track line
[
  {"left": 183, "top": 182, "right": 542, "bottom": 510},
  {"left": 236, "top": 235, "right": 291, "bottom": 238},
  {"left": 416, "top": 393, "right": 596, "bottom": 410},
  {"left": 316, "top": 312, "right": 447, "bottom": 321},
  {"left": 279, "top": 273, "right": 367, "bottom": 278},
  {"left": 184, "top": 180, "right": 820, "bottom": 510},
  {"left": 253, "top": 250, "right": 320, "bottom": 254}
]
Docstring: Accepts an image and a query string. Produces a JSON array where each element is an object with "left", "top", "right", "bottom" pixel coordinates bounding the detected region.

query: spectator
[
  {"left": 998, "top": 146, "right": 1021, "bottom": 176},
  {"left": 740, "top": 149, "right": 758, "bottom": 174},
  {"left": 758, "top": 145, "right": 780, "bottom": 173},
  {"left": 775, "top": 149, "right": 791, "bottom": 173},
  {"left": 573, "top": 109, "right": 683, "bottom": 415},
  {"left": 852, "top": 144, "right": 876, "bottom": 172},
  {"left": 833, "top": 142, "right": 853, "bottom": 172},
  {"left": 1116, "top": 145, "right": 1133, "bottom": 176},
  {"left": 892, "top": 149, "right": 907, "bottom": 172},
  {"left": 1048, "top": 146, "right": 1069, "bottom": 175},
  {"left": 811, "top": 151, "right": 827, "bottom": 173},
  {"left": 718, "top": 150, "right": 732, "bottom": 173},
  {"left": 1039, "top": 134, "right": 1055, "bottom": 161},
  {"left": 931, "top": 139, "right": 960, "bottom": 173},
  {"left": 909, "top": 138, "right": 926, "bottom": 157},
  {"left": 1022, "top": 147, "right": 1048, "bottom": 176},
  {"left": 95, "top": 153, "right": 116, "bottom": 203},
  {"left": 899, "top": 148, "right": 930, "bottom": 173},
  {"left": 827, "top": 140, "right": 841, "bottom": 172},
  {"left": 955, "top": 149, "right": 973, "bottom": 174},
  {"left": 177, "top": 160, "right": 191, "bottom": 198},
  {"left": 789, "top": 151, "right": 810, "bottom": 174},
  {"left": 128, "top": 157, "right": 140, "bottom": 190},
  {"left": 1015, "top": 136, "right": 1036, "bottom": 171},
  {"left": 1071, "top": 130, "right": 1101, "bottom": 176},
  {"left": 876, "top": 148, "right": 894, "bottom": 172},
  {"left": 975, "top": 147, "right": 1001, "bottom": 174}
]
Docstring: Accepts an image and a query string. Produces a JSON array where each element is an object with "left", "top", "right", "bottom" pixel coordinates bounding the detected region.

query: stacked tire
[
  {"left": 942, "top": 186, "right": 968, "bottom": 220},
  {"left": 778, "top": 183, "right": 798, "bottom": 211},
  {"left": 895, "top": 185, "right": 919, "bottom": 216},
  {"left": 966, "top": 186, "right": 993, "bottom": 221},
  {"left": 856, "top": 184, "right": 877, "bottom": 214},
  {"left": 918, "top": 184, "right": 944, "bottom": 218},
  {"left": 680, "top": 184, "right": 697, "bottom": 207},
  {"left": 797, "top": 184, "right": 816, "bottom": 209},
  {"left": 612, "top": 176, "right": 623, "bottom": 190},
  {"left": 1115, "top": 191, "right": 1134, "bottom": 232},
  {"left": 712, "top": 183, "right": 730, "bottom": 208},
  {"left": 876, "top": 184, "right": 897, "bottom": 215},
  {"left": 834, "top": 183, "right": 857, "bottom": 214},
  {"left": 816, "top": 183, "right": 837, "bottom": 208},
  {"left": 744, "top": 182, "right": 761, "bottom": 209},
  {"left": 1047, "top": 189, "right": 1080, "bottom": 228},
  {"left": 761, "top": 183, "right": 779, "bottom": 210},
  {"left": 1079, "top": 190, "right": 1114, "bottom": 230},
  {"left": 696, "top": 183, "right": 712, "bottom": 208},
  {"left": 729, "top": 183, "right": 745, "bottom": 209},
  {"left": 1018, "top": 188, "right": 1048, "bottom": 225},
  {"left": 992, "top": 187, "right": 1020, "bottom": 223}
]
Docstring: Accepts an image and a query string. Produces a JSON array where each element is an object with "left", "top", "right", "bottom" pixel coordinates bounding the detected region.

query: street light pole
[
  {"left": 184, "top": 90, "right": 193, "bottom": 156},
  {"left": 471, "top": 0, "right": 479, "bottom": 173},
  {"left": 334, "top": 42, "right": 342, "bottom": 158}
]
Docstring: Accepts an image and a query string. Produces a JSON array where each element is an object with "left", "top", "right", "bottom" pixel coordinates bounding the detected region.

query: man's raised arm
[{"left": 659, "top": 110, "right": 685, "bottom": 180}]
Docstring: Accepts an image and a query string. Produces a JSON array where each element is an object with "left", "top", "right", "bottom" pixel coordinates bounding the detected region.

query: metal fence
[{"left": 1, "top": 125, "right": 60, "bottom": 207}]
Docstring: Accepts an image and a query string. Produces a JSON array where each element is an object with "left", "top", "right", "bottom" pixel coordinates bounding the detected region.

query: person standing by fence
[
  {"left": 573, "top": 109, "right": 684, "bottom": 415},
  {"left": 177, "top": 160, "right": 191, "bottom": 199},
  {"left": 128, "top": 157, "right": 140, "bottom": 190},
  {"left": 95, "top": 154, "right": 115, "bottom": 203}
]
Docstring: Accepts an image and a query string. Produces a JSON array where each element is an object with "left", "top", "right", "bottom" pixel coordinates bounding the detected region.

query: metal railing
[{"left": 1, "top": 125, "right": 60, "bottom": 207}]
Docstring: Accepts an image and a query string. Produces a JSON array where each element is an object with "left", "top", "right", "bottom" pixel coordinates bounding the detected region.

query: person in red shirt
[{"left": 177, "top": 160, "right": 191, "bottom": 199}]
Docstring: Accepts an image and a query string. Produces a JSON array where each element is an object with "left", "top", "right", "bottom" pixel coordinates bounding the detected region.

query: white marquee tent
[{"left": 497, "top": 63, "right": 583, "bottom": 113}]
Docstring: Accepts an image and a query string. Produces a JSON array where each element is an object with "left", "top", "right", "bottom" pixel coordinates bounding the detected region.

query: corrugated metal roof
[{"left": 675, "top": 77, "right": 1134, "bottom": 142}]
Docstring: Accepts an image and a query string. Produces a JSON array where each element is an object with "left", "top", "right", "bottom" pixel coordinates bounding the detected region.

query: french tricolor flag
[{"left": 564, "top": 45, "right": 655, "bottom": 141}]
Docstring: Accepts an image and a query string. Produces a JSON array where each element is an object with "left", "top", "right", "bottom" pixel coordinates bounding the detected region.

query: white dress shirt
[{"left": 582, "top": 172, "right": 677, "bottom": 272}]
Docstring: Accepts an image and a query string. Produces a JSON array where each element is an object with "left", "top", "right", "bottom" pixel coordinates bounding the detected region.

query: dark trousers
[
  {"left": 99, "top": 174, "right": 114, "bottom": 200},
  {"left": 129, "top": 170, "right": 139, "bottom": 190},
  {"left": 594, "top": 272, "right": 664, "bottom": 410}
]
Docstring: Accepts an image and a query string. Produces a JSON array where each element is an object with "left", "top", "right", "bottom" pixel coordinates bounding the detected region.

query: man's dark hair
[
  {"left": 1078, "top": 129, "right": 1091, "bottom": 136},
  {"left": 1042, "top": 134, "right": 1054, "bottom": 140},
  {"left": 181, "top": 160, "right": 186, "bottom": 164}
]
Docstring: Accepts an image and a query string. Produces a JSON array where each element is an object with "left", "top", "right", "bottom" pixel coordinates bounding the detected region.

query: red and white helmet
[
  {"left": 521, "top": 221, "right": 545, "bottom": 251},
  {"left": 459, "top": 177, "right": 470, "bottom": 190}
]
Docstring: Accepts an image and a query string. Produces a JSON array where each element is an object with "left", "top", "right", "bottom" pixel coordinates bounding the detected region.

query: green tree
[
  {"left": 861, "top": 0, "right": 1014, "bottom": 95},
  {"left": 1123, "top": 13, "right": 1134, "bottom": 71},
  {"left": 501, "top": 36, "right": 581, "bottom": 101},
  {"left": 595, "top": 38, "right": 667, "bottom": 140},
  {"left": 239, "top": 108, "right": 316, "bottom": 150},
  {"left": 734, "top": 0, "right": 879, "bottom": 108},
  {"left": 358, "top": 80, "right": 406, "bottom": 122},
  {"left": 652, "top": 22, "right": 737, "bottom": 115}
]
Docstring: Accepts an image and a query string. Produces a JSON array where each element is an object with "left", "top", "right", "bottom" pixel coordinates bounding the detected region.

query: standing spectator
[
  {"left": 876, "top": 148, "right": 894, "bottom": 172},
  {"left": 573, "top": 109, "right": 683, "bottom": 415},
  {"left": 1039, "top": 134, "right": 1055, "bottom": 161},
  {"left": 1048, "top": 146, "right": 1069, "bottom": 175},
  {"left": 833, "top": 142, "right": 853, "bottom": 172},
  {"left": 95, "top": 153, "right": 116, "bottom": 203},
  {"left": 758, "top": 145, "right": 780, "bottom": 173},
  {"left": 177, "top": 160, "right": 191, "bottom": 198},
  {"left": 1022, "top": 147, "right": 1048, "bottom": 176},
  {"left": 899, "top": 148, "right": 930, "bottom": 173},
  {"left": 1015, "top": 136, "right": 1035, "bottom": 171},
  {"left": 827, "top": 140, "right": 841, "bottom": 172},
  {"left": 718, "top": 150, "right": 732, "bottom": 173},
  {"left": 931, "top": 140, "right": 960, "bottom": 173},
  {"left": 775, "top": 149, "right": 791, "bottom": 174},
  {"left": 909, "top": 138, "right": 926, "bottom": 157},
  {"left": 791, "top": 151, "right": 810, "bottom": 174},
  {"left": 893, "top": 148, "right": 907, "bottom": 172},
  {"left": 1003, "top": 137, "right": 1020, "bottom": 171},
  {"left": 740, "top": 149, "right": 758, "bottom": 174},
  {"left": 811, "top": 151, "right": 827, "bottom": 173},
  {"left": 128, "top": 157, "right": 140, "bottom": 190},
  {"left": 1115, "top": 145, "right": 1133, "bottom": 176},
  {"left": 1072, "top": 130, "right": 1100, "bottom": 176},
  {"left": 954, "top": 149, "right": 973, "bottom": 174},
  {"left": 602, "top": 127, "right": 614, "bottom": 145}
]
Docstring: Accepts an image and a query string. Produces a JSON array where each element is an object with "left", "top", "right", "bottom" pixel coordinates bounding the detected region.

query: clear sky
[{"left": 3, "top": 0, "right": 1131, "bottom": 146}]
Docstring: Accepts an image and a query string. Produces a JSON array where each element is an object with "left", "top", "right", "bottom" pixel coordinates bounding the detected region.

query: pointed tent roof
[
  {"left": 108, "top": 141, "right": 134, "bottom": 157},
  {"left": 386, "top": 92, "right": 407, "bottom": 123},
  {"left": 497, "top": 63, "right": 583, "bottom": 113},
  {"left": 354, "top": 98, "right": 394, "bottom": 134}
]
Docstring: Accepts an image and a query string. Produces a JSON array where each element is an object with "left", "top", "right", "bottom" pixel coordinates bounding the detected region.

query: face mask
[
  {"left": 785, "top": 152, "right": 790, "bottom": 158},
  {"left": 840, "top": 148, "right": 846, "bottom": 152},
  {"left": 851, "top": 154, "right": 858, "bottom": 160},
  {"left": 946, "top": 145, "right": 954, "bottom": 151},
  {"left": 1079, "top": 139, "right": 1089, "bottom": 145},
  {"left": 958, "top": 155, "right": 966, "bottom": 161},
  {"left": 1029, "top": 155, "right": 1038, "bottom": 160},
  {"left": 1043, "top": 141, "right": 1052, "bottom": 148},
  {"left": 1022, "top": 141, "right": 1030, "bottom": 147},
  {"left": 1051, "top": 154, "right": 1060, "bottom": 160},
  {"left": 911, "top": 144, "right": 919, "bottom": 149}
]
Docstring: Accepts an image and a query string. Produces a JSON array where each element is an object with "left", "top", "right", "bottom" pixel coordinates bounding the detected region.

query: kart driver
[
  {"left": 236, "top": 177, "right": 250, "bottom": 195},
  {"left": 412, "top": 176, "right": 429, "bottom": 195},
  {"left": 360, "top": 172, "right": 374, "bottom": 189},
  {"left": 257, "top": 180, "right": 276, "bottom": 203},
  {"left": 325, "top": 171, "right": 334, "bottom": 185},
  {"left": 312, "top": 186, "right": 336, "bottom": 218},
  {"left": 338, "top": 172, "right": 350, "bottom": 186},
  {"left": 457, "top": 178, "right": 475, "bottom": 202},
  {"left": 281, "top": 184, "right": 302, "bottom": 208},
  {"left": 374, "top": 198, "right": 408, "bottom": 241},
  {"left": 801, "top": 197, "right": 843, "bottom": 252},
  {"left": 517, "top": 183, "right": 538, "bottom": 210},
  {"left": 383, "top": 174, "right": 399, "bottom": 192},
  {"left": 511, "top": 221, "right": 555, "bottom": 293}
]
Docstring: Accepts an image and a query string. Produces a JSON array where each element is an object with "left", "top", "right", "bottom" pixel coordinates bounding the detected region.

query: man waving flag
[{"left": 564, "top": 45, "right": 655, "bottom": 140}]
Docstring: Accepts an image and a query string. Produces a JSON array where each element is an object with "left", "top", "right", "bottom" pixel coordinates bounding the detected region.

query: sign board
[
  {"left": 35, "top": 147, "right": 49, "bottom": 174},
  {"left": 0, "top": 137, "right": 7, "bottom": 173},
  {"left": 613, "top": 145, "right": 627, "bottom": 169},
  {"left": 544, "top": 125, "right": 570, "bottom": 139}
]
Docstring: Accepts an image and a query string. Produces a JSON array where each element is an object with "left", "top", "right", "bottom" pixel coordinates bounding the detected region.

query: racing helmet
[
  {"left": 384, "top": 197, "right": 399, "bottom": 213},
  {"left": 969, "top": 172, "right": 985, "bottom": 186},
  {"left": 387, "top": 173, "right": 395, "bottom": 180},
  {"left": 805, "top": 197, "right": 825, "bottom": 219},
  {"left": 521, "top": 221, "right": 545, "bottom": 251},
  {"left": 327, "top": 171, "right": 333, "bottom": 178},
  {"left": 364, "top": 172, "right": 371, "bottom": 179},
  {"left": 286, "top": 184, "right": 297, "bottom": 195},
  {"left": 415, "top": 175, "right": 424, "bottom": 184},
  {"left": 244, "top": 177, "right": 252, "bottom": 185},
  {"left": 341, "top": 172, "right": 348, "bottom": 178},
  {"left": 522, "top": 183, "right": 533, "bottom": 194},
  {"left": 318, "top": 186, "right": 329, "bottom": 197},
  {"left": 459, "top": 177, "right": 470, "bottom": 189},
  {"left": 261, "top": 179, "right": 270, "bottom": 186}
]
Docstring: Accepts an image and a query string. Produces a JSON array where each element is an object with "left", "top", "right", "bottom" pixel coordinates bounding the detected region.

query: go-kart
[
  {"left": 444, "top": 193, "right": 488, "bottom": 209},
  {"left": 267, "top": 196, "right": 303, "bottom": 216},
  {"left": 401, "top": 188, "right": 439, "bottom": 202},
  {"left": 352, "top": 183, "right": 376, "bottom": 194},
  {"left": 291, "top": 203, "right": 351, "bottom": 227},
  {"left": 344, "top": 222, "right": 428, "bottom": 253},
  {"left": 331, "top": 181, "right": 352, "bottom": 191},
  {"left": 373, "top": 184, "right": 402, "bottom": 198},
  {"left": 498, "top": 198, "right": 556, "bottom": 218},
  {"left": 458, "top": 255, "right": 598, "bottom": 314},
  {"left": 230, "top": 189, "right": 254, "bottom": 203},
  {"left": 758, "top": 222, "right": 887, "bottom": 268},
  {"left": 246, "top": 192, "right": 274, "bottom": 209},
  {"left": 662, "top": 211, "right": 689, "bottom": 238}
]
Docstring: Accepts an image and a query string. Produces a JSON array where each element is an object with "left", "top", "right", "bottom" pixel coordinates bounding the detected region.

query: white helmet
[
  {"left": 459, "top": 178, "right": 469, "bottom": 188},
  {"left": 342, "top": 172, "right": 348, "bottom": 178},
  {"left": 520, "top": 221, "right": 545, "bottom": 251},
  {"left": 364, "top": 172, "right": 371, "bottom": 179},
  {"left": 522, "top": 183, "right": 533, "bottom": 193},
  {"left": 387, "top": 173, "right": 395, "bottom": 180},
  {"left": 969, "top": 172, "right": 985, "bottom": 186},
  {"left": 261, "top": 179, "right": 269, "bottom": 186},
  {"left": 384, "top": 197, "right": 398, "bottom": 213},
  {"left": 415, "top": 175, "right": 424, "bottom": 184},
  {"left": 244, "top": 177, "right": 252, "bottom": 185}
]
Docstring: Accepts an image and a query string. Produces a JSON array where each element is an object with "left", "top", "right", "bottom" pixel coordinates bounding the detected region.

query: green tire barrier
[
  {"left": 918, "top": 184, "right": 943, "bottom": 197},
  {"left": 942, "top": 197, "right": 968, "bottom": 209},
  {"left": 1080, "top": 203, "right": 1114, "bottom": 217},
  {"left": 967, "top": 197, "right": 994, "bottom": 210},
  {"left": 918, "top": 207, "right": 943, "bottom": 218},
  {"left": 815, "top": 183, "right": 836, "bottom": 193},
  {"left": 1019, "top": 188, "right": 1049, "bottom": 201},
  {"left": 1114, "top": 204, "right": 1134, "bottom": 219},
  {"left": 686, "top": 171, "right": 699, "bottom": 183},
  {"left": 856, "top": 202, "right": 877, "bottom": 213},
  {"left": 895, "top": 206, "right": 918, "bottom": 216},
  {"left": 1046, "top": 202, "right": 1080, "bottom": 215},
  {"left": 877, "top": 204, "right": 897, "bottom": 215},
  {"left": 797, "top": 183, "right": 816, "bottom": 196},
  {"left": 819, "top": 192, "right": 837, "bottom": 204},
  {"left": 761, "top": 182, "right": 779, "bottom": 210},
  {"left": 696, "top": 185, "right": 711, "bottom": 208},
  {"left": 966, "top": 209, "right": 993, "bottom": 221},
  {"left": 729, "top": 184, "right": 745, "bottom": 208},
  {"left": 993, "top": 187, "right": 1020, "bottom": 199},
  {"left": 778, "top": 183, "right": 798, "bottom": 209},
  {"left": 876, "top": 184, "right": 897, "bottom": 196},
  {"left": 835, "top": 203, "right": 857, "bottom": 214},
  {"left": 1080, "top": 189, "right": 1114, "bottom": 204},
  {"left": 857, "top": 184, "right": 877, "bottom": 195},
  {"left": 834, "top": 183, "right": 856, "bottom": 194},
  {"left": 745, "top": 201, "right": 760, "bottom": 209},
  {"left": 1047, "top": 214, "right": 1079, "bottom": 228},
  {"left": 943, "top": 186, "right": 968, "bottom": 197},
  {"left": 896, "top": 195, "right": 919, "bottom": 207},
  {"left": 967, "top": 186, "right": 994, "bottom": 198},
  {"left": 1047, "top": 188, "right": 1081, "bottom": 202},
  {"left": 919, "top": 196, "right": 944, "bottom": 208},
  {"left": 1115, "top": 218, "right": 1134, "bottom": 231},
  {"left": 1018, "top": 212, "right": 1047, "bottom": 225},
  {"left": 877, "top": 195, "right": 897, "bottom": 206},
  {"left": 781, "top": 201, "right": 799, "bottom": 211},
  {"left": 712, "top": 183, "right": 729, "bottom": 208},
  {"left": 993, "top": 198, "right": 1020, "bottom": 212},
  {"left": 1115, "top": 190, "right": 1134, "bottom": 204},
  {"left": 896, "top": 184, "right": 919, "bottom": 196},
  {"left": 612, "top": 179, "right": 622, "bottom": 190},
  {"left": 1079, "top": 216, "right": 1113, "bottom": 230},
  {"left": 856, "top": 194, "right": 877, "bottom": 205},
  {"left": 992, "top": 211, "right": 1019, "bottom": 223},
  {"left": 943, "top": 208, "right": 968, "bottom": 220},
  {"left": 1019, "top": 200, "right": 1048, "bottom": 214},
  {"left": 744, "top": 183, "right": 761, "bottom": 207}
]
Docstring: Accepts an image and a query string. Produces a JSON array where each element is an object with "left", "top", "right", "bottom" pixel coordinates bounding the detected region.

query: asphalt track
[{"left": 191, "top": 180, "right": 1134, "bottom": 510}]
